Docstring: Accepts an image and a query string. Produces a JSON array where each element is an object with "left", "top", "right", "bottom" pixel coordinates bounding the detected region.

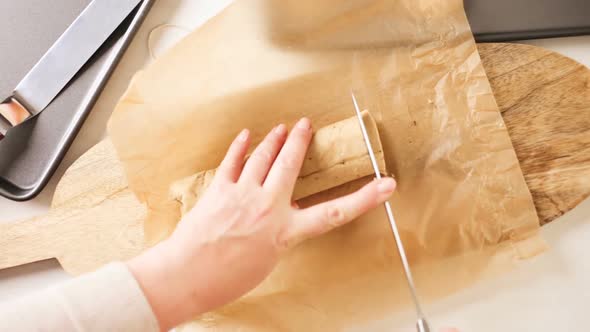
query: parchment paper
[{"left": 108, "top": 0, "right": 546, "bottom": 329}]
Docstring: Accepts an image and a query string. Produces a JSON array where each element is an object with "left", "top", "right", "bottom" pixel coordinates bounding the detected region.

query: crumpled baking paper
[{"left": 108, "top": 0, "right": 546, "bottom": 330}]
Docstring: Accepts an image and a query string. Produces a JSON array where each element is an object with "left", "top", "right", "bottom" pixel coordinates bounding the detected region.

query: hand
[{"left": 128, "top": 118, "right": 396, "bottom": 330}]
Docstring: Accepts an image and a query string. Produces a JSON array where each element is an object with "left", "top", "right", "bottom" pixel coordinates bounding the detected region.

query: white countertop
[{"left": 1, "top": 1, "right": 589, "bottom": 330}]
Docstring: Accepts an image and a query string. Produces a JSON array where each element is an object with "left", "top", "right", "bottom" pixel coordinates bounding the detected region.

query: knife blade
[
  {"left": 351, "top": 92, "right": 431, "bottom": 332},
  {"left": 0, "top": 0, "right": 143, "bottom": 140}
]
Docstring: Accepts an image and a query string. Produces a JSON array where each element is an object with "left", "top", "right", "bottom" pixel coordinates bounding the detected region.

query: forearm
[
  {"left": 127, "top": 239, "right": 225, "bottom": 331},
  {"left": 0, "top": 262, "right": 159, "bottom": 332},
  {"left": 127, "top": 240, "right": 195, "bottom": 331}
]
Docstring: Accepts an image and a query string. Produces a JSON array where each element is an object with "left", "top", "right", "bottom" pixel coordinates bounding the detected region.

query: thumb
[{"left": 282, "top": 177, "right": 396, "bottom": 249}]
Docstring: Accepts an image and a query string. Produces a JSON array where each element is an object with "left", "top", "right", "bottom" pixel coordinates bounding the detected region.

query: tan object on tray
[
  {"left": 171, "top": 111, "right": 386, "bottom": 214},
  {"left": 106, "top": 0, "right": 546, "bottom": 330}
]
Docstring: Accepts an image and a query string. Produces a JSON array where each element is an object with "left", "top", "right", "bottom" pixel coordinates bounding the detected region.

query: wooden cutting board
[
  {"left": 479, "top": 43, "right": 590, "bottom": 225},
  {"left": 1, "top": 43, "right": 589, "bottom": 275}
]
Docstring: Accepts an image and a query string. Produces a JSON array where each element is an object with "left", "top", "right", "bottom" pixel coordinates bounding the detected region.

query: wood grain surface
[
  {"left": 0, "top": 141, "right": 145, "bottom": 274},
  {"left": 479, "top": 43, "right": 590, "bottom": 225},
  {"left": 0, "top": 43, "right": 588, "bottom": 274}
]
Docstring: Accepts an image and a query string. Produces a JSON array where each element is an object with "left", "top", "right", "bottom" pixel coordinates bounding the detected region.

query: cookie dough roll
[{"left": 170, "top": 111, "right": 386, "bottom": 215}]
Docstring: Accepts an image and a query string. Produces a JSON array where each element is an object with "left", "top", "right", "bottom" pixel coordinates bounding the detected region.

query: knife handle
[
  {"left": 0, "top": 102, "right": 10, "bottom": 140},
  {"left": 0, "top": 97, "right": 32, "bottom": 140}
]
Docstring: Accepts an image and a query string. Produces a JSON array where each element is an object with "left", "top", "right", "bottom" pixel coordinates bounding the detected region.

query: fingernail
[
  {"left": 296, "top": 117, "right": 311, "bottom": 130},
  {"left": 238, "top": 129, "right": 249, "bottom": 141},
  {"left": 377, "top": 178, "right": 396, "bottom": 193},
  {"left": 274, "top": 124, "right": 287, "bottom": 135}
]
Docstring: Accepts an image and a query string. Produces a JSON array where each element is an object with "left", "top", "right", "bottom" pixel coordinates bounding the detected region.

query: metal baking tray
[
  {"left": 466, "top": 0, "right": 590, "bottom": 42},
  {"left": 0, "top": 0, "right": 153, "bottom": 201}
]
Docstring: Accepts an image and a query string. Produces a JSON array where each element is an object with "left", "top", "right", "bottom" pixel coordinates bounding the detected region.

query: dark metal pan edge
[
  {"left": 475, "top": 27, "right": 590, "bottom": 43},
  {"left": 0, "top": 0, "right": 154, "bottom": 201}
]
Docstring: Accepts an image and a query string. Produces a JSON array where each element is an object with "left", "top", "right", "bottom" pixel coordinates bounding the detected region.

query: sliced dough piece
[{"left": 170, "top": 111, "right": 386, "bottom": 215}]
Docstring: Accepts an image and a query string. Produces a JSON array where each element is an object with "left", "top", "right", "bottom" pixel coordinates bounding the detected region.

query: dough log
[{"left": 170, "top": 111, "right": 386, "bottom": 215}]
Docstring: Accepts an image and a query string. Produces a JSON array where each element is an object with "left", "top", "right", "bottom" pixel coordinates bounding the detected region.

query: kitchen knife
[
  {"left": 0, "top": 0, "right": 143, "bottom": 141},
  {"left": 351, "top": 92, "right": 431, "bottom": 332}
]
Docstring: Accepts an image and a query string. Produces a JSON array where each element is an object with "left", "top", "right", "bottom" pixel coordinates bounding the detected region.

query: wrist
[{"left": 127, "top": 240, "right": 200, "bottom": 330}]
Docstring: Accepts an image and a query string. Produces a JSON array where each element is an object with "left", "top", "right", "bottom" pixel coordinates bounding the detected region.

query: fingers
[
  {"left": 282, "top": 177, "right": 396, "bottom": 248},
  {"left": 240, "top": 124, "right": 288, "bottom": 184},
  {"left": 216, "top": 129, "right": 251, "bottom": 182},
  {"left": 264, "top": 118, "right": 313, "bottom": 196}
]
